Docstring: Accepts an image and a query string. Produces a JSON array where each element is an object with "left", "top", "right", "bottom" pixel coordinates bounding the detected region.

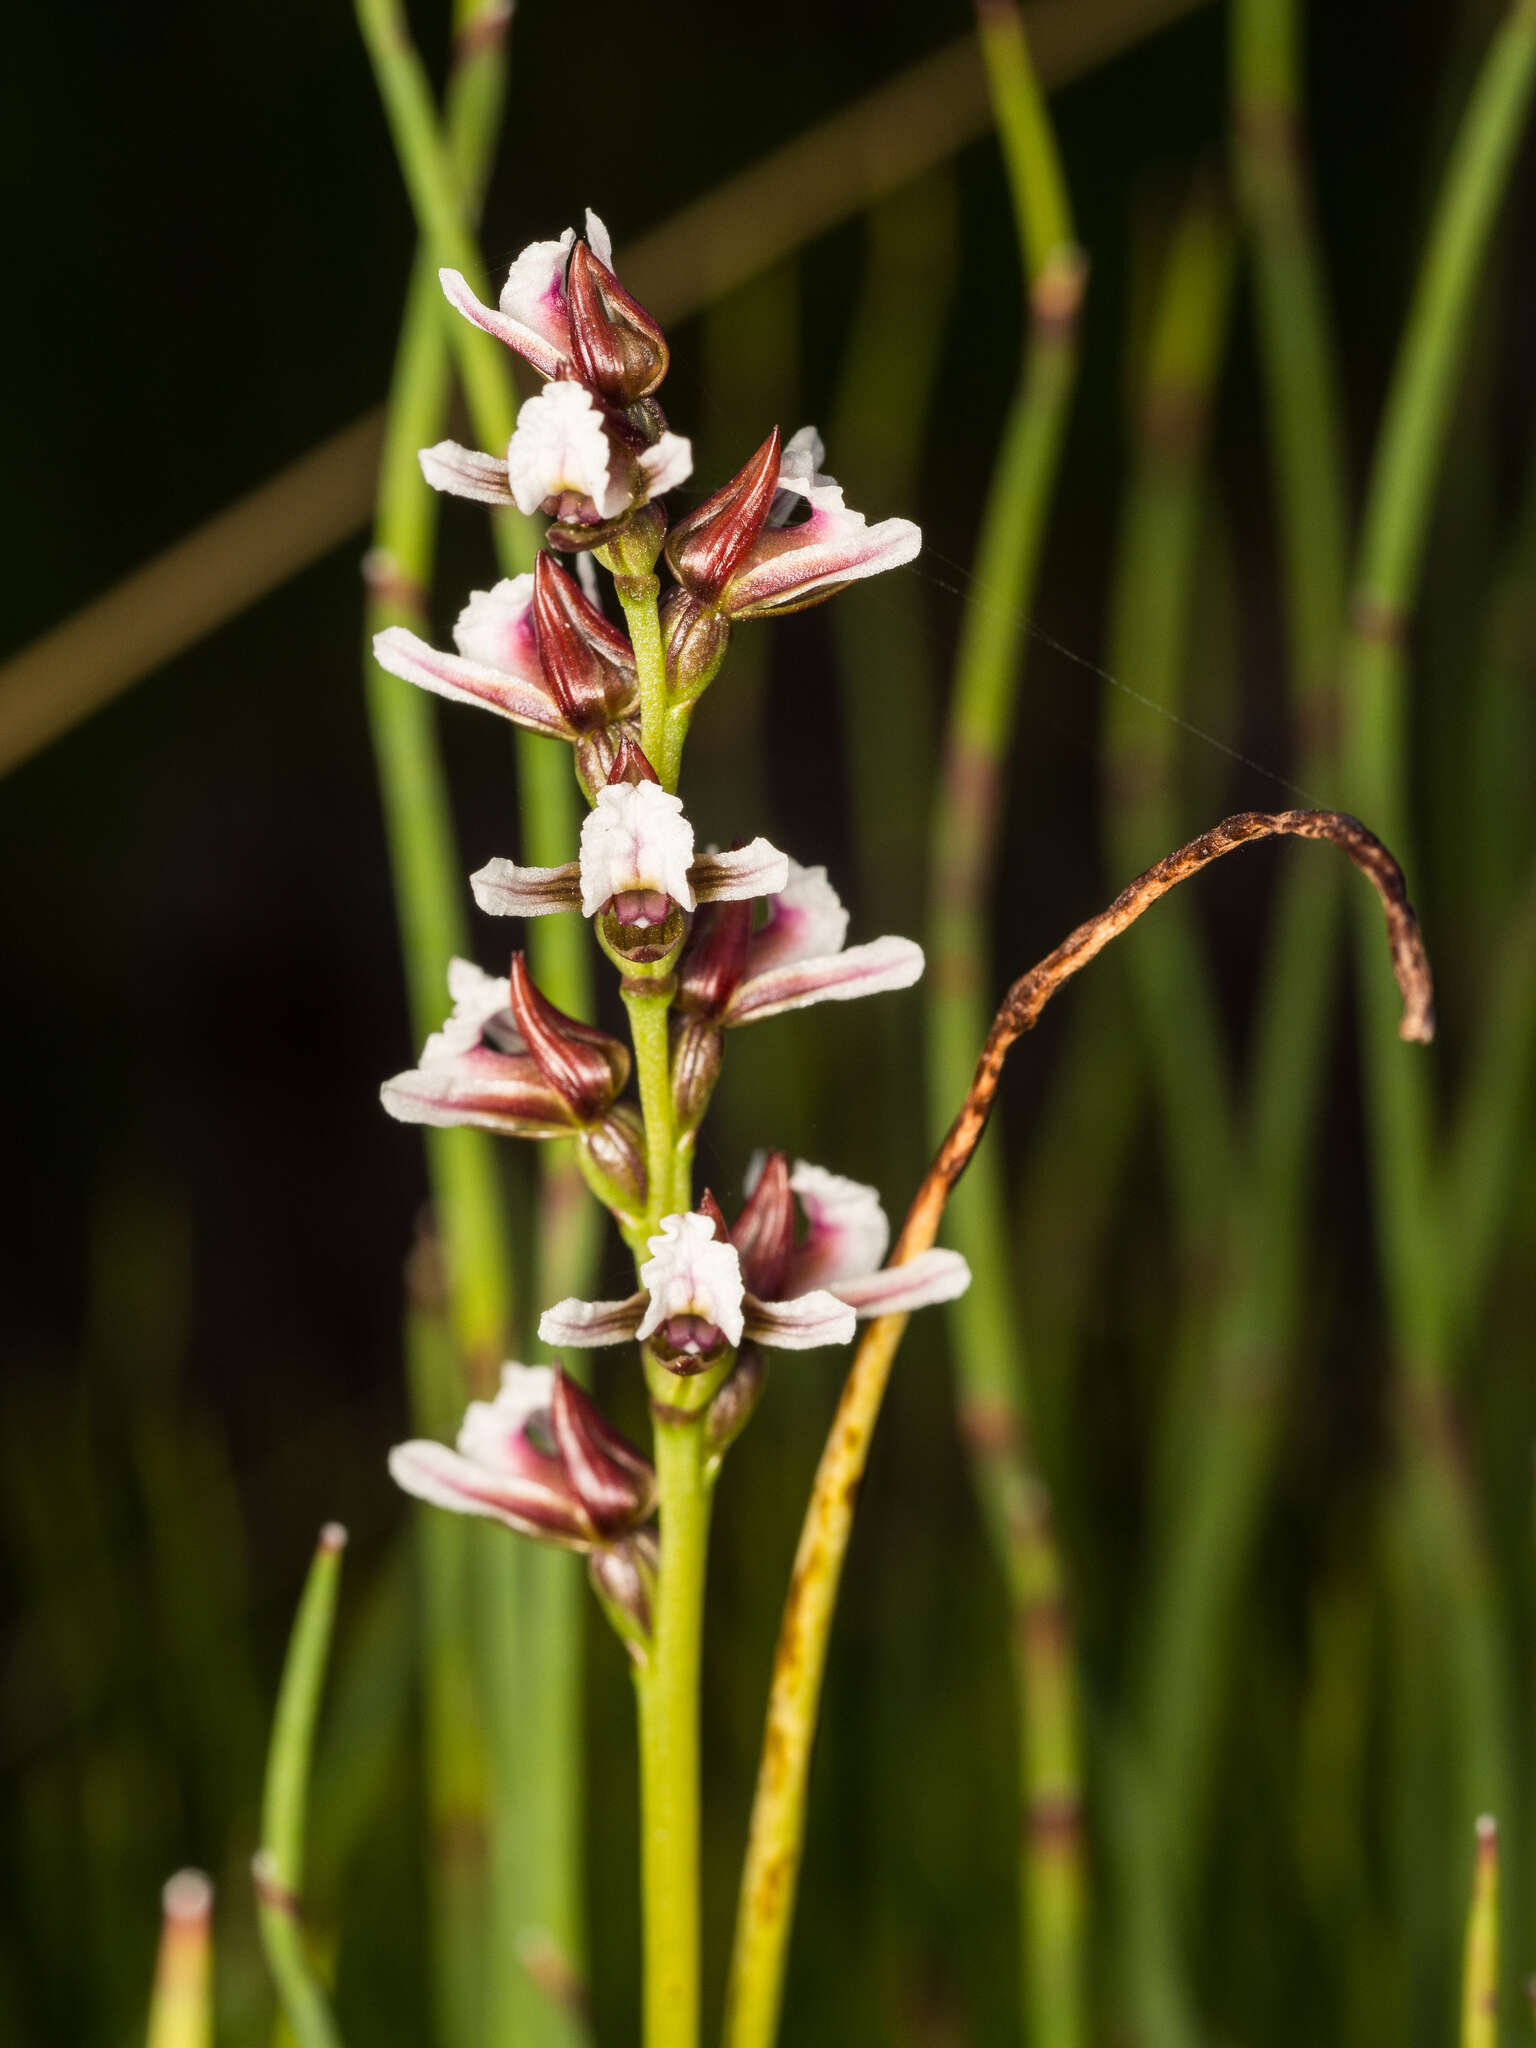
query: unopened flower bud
[
  {"left": 530, "top": 551, "right": 637, "bottom": 731},
  {"left": 705, "top": 1347, "right": 769, "bottom": 1469},
  {"left": 579, "top": 1101, "right": 648, "bottom": 1217},
  {"left": 661, "top": 587, "right": 732, "bottom": 706},
  {"left": 730, "top": 1152, "right": 795, "bottom": 1299},
  {"left": 607, "top": 735, "right": 661, "bottom": 786},
  {"left": 664, "top": 428, "right": 781, "bottom": 602},
  {"left": 589, "top": 1528, "right": 659, "bottom": 1663},
  {"left": 506, "top": 951, "right": 629, "bottom": 1124},
  {"left": 670, "top": 1015, "right": 724, "bottom": 1133},
  {"left": 567, "top": 239, "right": 670, "bottom": 406},
  {"left": 574, "top": 718, "right": 640, "bottom": 802}
]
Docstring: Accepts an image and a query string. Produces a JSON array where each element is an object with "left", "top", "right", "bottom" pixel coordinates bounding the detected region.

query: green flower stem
[
  {"left": 1461, "top": 1818, "right": 1500, "bottom": 2048},
  {"left": 255, "top": 1526, "right": 347, "bottom": 2048},
  {"left": 635, "top": 1412, "right": 713, "bottom": 2048},
  {"left": 926, "top": 10, "right": 1086, "bottom": 2045},
  {"left": 624, "top": 981, "right": 685, "bottom": 1223},
  {"left": 614, "top": 578, "right": 681, "bottom": 791},
  {"left": 1339, "top": 0, "right": 1536, "bottom": 1893}
]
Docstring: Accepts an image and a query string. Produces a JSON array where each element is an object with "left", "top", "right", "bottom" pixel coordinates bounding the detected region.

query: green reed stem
[
  {"left": 357, "top": 5, "right": 596, "bottom": 2039},
  {"left": 834, "top": 175, "right": 958, "bottom": 1199},
  {"left": 255, "top": 1525, "right": 346, "bottom": 2048},
  {"left": 925, "top": 12, "right": 1086, "bottom": 2043},
  {"left": 365, "top": 0, "right": 514, "bottom": 1380},
  {"left": 1343, "top": 0, "right": 1536, "bottom": 1374},
  {"left": 833, "top": 174, "right": 956, "bottom": 932},
  {"left": 1100, "top": 187, "right": 1236, "bottom": 1252},
  {"left": 146, "top": 1873, "right": 214, "bottom": 2048},
  {"left": 1462, "top": 1818, "right": 1500, "bottom": 2048},
  {"left": 1133, "top": 0, "right": 1351, "bottom": 1929},
  {"left": 925, "top": 11, "right": 1085, "bottom": 2043},
  {"left": 405, "top": 1278, "right": 491, "bottom": 2044},
  {"left": 1100, "top": 186, "right": 1237, "bottom": 2048},
  {"left": 1341, "top": 0, "right": 1536, "bottom": 1896}
]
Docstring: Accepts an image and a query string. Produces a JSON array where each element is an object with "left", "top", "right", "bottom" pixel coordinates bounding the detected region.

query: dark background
[{"left": 3, "top": 2, "right": 1534, "bottom": 2043}]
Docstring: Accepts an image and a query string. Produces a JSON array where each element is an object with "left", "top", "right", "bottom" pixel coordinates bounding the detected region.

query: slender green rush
[
  {"left": 358, "top": 2, "right": 594, "bottom": 2036},
  {"left": 924, "top": 12, "right": 1087, "bottom": 2042},
  {"left": 255, "top": 1525, "right": 347, "bottom": 2048}
]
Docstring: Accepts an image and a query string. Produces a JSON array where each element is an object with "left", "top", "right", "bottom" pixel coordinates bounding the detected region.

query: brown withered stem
[{"left": 723, "top": 806, "right": 1432, "bottom": 2048}]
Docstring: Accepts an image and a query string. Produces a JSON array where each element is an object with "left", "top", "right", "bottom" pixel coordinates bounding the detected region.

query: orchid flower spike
[
  {"left": 538, "top": 1210, "right": 859, "bottom": 1374},
  {"left": 372, "top": 557, "right": 640, "bottom": 793},
  {"left": 381, "top": 956, "right": 629, "bottom": 1136},
  {"left": 665, "top": 425, "right": 920, "bottom": 618},
  {"left": 390, "top": 1362, "right": 656, "bottom": 1549},
  {"left": 471, "top": 770, "right": 789, "bottom": 963},
  {"left": 735, "top": 1153, "right": 971, "bottom": 1320}
]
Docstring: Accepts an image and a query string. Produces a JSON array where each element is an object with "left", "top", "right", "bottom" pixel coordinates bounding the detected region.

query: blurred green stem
[
  {"left": 1136, "top": 0, "right": 1350, "bottom": 1924},
  {"left": 1461, "top": 1818, "right": 1499, "bottom": 2048},
  {"left": 1340, "top": 0, "right": 1536, "bottom": 1897},
  {"left": 146, "top": 1873, "right": 214, "bottom": 2048},
  {"left": 255, "top": 1526, "right": 347, "bottom": 2048},
  {"left": 926, "top": 8, "right": 1087, "bottom": 2045},
  {"left": 358, "top": 2, "right": 595, "bottom": 2040},
  {"left": 1101, "top": 184, "right": 1234, "bottom": 2048}
]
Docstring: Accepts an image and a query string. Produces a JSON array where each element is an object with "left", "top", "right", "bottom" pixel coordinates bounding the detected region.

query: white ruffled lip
[
  {"left": 470, "top": 790, "right": 789, "bottom": 925},
  {"left": 537, "top": 1210, "right": 860, "bottom": 1358}
]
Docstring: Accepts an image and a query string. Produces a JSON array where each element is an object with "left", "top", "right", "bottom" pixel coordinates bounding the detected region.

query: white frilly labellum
[
  {"left": 506, "top": 382, "right": 626, "bottom": 519},
  {"left": 636, "top": 1214, "right": 747, "bottom": 1349},
  {"left": 579, "top": 782, "right": 697, "bottom": 918}
]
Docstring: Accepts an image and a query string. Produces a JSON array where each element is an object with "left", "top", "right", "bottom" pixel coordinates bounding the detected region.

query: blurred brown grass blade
[{"left": 0, "top": 0, "right": 1211, "bottom": 780}]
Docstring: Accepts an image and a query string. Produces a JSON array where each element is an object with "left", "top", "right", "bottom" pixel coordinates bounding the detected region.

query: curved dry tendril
[{"left": 725, "top": 806, "right": 1433, "bottom": 2048}]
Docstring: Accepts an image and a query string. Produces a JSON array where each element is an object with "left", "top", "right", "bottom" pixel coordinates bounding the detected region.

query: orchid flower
[
  {"left": 736, "top": 1153, "right": 971, "bottom": 1320},
  {"left": 471, "top": 780, "right": 788, "bottom": 931},
  {"left": 538, "top": 1211, "right": 859, "bottom": 1368},
  {"left": 436, "top": 209, "right": 616, "bottom": 382},
  {"left": 374, "top": 558, "right": 636, "bottom": 734},
  {"left": 676, "top": 858, "right": 923, "bottom": 1026},
  {"left": 381, "top": 956, "right": 629, "bottom": 1136},
  {"left": 390, "top": 1362, "right": 654, "bottom": 1548},
  {"left": 665, "top": 425, "right": 920, "bottom": 618}
]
